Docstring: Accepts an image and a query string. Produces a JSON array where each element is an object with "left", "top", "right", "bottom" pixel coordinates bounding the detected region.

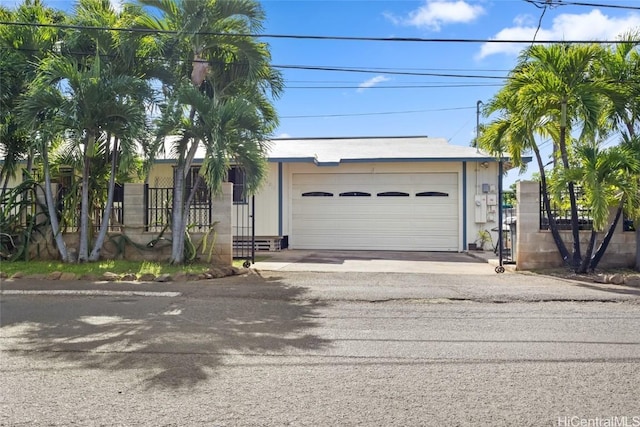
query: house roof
[
  {"left": 267, "top": 136, "right": 520, "bottom": 166},
  {"left": 153, "top": 135, "right": 530, "bottom": 166}
]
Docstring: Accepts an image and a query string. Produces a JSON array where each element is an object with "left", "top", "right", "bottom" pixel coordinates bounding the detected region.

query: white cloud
[
  {"left": 275, "top": 133, "right": 291, "bottom": 139},
  {"left": 478, "top": 9, "right": 640, "bottom": 59},
  {"left": 357, "top": 75, "right": 390, "bottom": 93},
  {"left": 387, "top": 1, "right": 485, "bottom": 32}
]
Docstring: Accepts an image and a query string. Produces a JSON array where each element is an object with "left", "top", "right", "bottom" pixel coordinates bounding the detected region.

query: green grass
[{"left": 0, "top": 260, "right": 212, "bottom": 277}]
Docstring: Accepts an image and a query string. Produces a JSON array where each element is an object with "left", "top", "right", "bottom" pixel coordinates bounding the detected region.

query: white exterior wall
[
  {"left": 253, "top": 163, "right": 280, "bottom": 236},
  {"left": 271, "top": 161, "right": 498, "bottom": 251},
  {"left": 463, "top": 161, "right": 501, "bottom": 250}
]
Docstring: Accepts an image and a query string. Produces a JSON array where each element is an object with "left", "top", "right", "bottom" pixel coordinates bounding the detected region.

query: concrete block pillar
[
  {"left": 123, "top": 183, "right": 146, "bottom": 228},
  {"left": 516, "top": 181, "right": 543, "bottom": 269},
  {"left": 211, "top": 182, "right": 233, "bottom": 265}
]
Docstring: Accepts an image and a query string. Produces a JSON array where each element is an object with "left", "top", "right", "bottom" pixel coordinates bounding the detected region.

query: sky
[{"left": 4, "top": 0, "right": 640, "bottom": 186}]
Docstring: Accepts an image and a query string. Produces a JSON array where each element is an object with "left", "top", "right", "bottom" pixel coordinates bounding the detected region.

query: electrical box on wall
[
  {"left": 486, "top": 194, "right": 497, "bottom": 206},
  {"left": 482, "top": 183, "right": 490, "bottom": 193},
  {"left": 474, "top": 194, "right": 487, "bottom": 223}
]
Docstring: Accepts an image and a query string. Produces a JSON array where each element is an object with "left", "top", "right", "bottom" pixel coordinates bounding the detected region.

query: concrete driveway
[{"left": 252, "top": 250, "right": 500, "bottom": 274}]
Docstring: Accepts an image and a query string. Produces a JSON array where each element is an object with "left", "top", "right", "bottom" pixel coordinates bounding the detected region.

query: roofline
[
  {"left": 268, "top": 156, "right": 533, "bottom": 165},
  {"left": 153, "top": 156, "right": 533, "bottom": 165},
  {"left": 269, "top": 135, "right": 430, "bottom": 141}
]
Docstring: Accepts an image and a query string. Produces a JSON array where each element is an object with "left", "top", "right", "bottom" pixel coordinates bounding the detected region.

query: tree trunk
[
  {"left": 42, "top": 144, "right": 72, "bottom": 262},
  {"left": 169, "top": 165, "right": 186, "bottom": 264},
  {"left": 558, "top": 100, "right": 582, "bottom": 268},
  {"left": 77, "top": 137, "right": 93, "bottom": 262},
  {"left": 577, "top": 230, "right": 597, "bottom": 274},
  {"left": 532, "top": 143, "right": 572, "bottom": 265},
  {"left": 169, "top": 135, "right": 200, "bottom": 264},
  {"left": 89, "top": 137, "right": 118, "bottom": 261},
  {"left": 589, "top": 204, "right": 624, "bottom": 271}
]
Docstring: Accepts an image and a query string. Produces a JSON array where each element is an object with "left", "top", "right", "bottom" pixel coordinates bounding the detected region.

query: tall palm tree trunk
[
  {"left": 559, "top": 100, "right": 582, "bottom": 268},
  {"left": 170, "top": 165, "right": 186, "bottom": 264},
  {"left": 89, "top": 136, "right": 119, "bottom": 261},
  {"left": 590, "top": 204, "right": 624, "bottom": 271},
  {"left": 78, "top": 137, "right": 93, "bottom": 262},
  {"left": 41, "top": 144, "right": 71, "bottom": 262},
  {"left": 532, "top": 143, "right": 572, "bottom": 265}
]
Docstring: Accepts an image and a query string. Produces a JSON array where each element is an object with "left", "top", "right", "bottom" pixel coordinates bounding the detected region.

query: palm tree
[
  {"left": 550, "top": 142, "right": 639, "bottom": 273},
  {"left": 480, "top": 43, "right": 613, "bottom": 269},
  {"left": 0, "top": 0, "right": 63, "bottom": 196},
  {"left": 62, "top": 0, "right": 156, "bottom": 261},
  {"left": 596, "top": 34, "right": 640, "bottom": 271},
  {"left": 136, "top": 0, "right": 282, "bottom": 264},
  {"left": 19, "top": 53, "right": 149, "bottom": 262}
]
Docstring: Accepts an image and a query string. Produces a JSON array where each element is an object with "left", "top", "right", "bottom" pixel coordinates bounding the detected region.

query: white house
[{"left": 250, "top": 136, "right": 520, "bottom": 252}]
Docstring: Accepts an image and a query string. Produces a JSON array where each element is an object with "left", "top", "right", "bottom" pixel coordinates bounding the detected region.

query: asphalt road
[{"left": 2, "top": 272, "right": 640, "bottom": 426}]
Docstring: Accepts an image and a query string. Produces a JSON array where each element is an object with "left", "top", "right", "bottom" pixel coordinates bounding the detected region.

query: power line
[
  {"left": 281, "top": 106, "right": 474, "bottom": 119},
  {"left": 286, "top": 84, "right": 502, "bottom": 89},
  {"left": 0, "top": 20, "right": 638, "bottom": 44},
  {"left": 525, "top": 0, "right": 640, "bottom": 11},
  {"left": 274, "top": 65, "right": 507, "bottom": 79}
]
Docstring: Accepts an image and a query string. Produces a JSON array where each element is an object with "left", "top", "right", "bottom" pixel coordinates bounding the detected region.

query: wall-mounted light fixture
[{"left": 479, "top": 161, "right": 489, "bottom": 169}]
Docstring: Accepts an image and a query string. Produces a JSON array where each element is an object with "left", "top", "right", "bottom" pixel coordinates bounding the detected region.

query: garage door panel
[{"left": 292, "top": 173, "right": 459, "bottom": 251}]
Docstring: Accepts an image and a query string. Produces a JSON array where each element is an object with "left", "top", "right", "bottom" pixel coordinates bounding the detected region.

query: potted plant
[{"left": 475, "top": 230, "right": 492, "bottom": 251}]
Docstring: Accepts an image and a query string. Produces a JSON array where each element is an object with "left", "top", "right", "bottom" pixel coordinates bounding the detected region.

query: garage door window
[
  {"left": 339, "top": 191, "right": 371, "bottom": 197},
  {"left": 302, "top": 191, "right": 334, "bottom": 197},
  {"left": 377, "top": 191, "right": 409, "bottom": 197},
  {"left": 416, "top": 191, "right": 449, "bottom": 197}
]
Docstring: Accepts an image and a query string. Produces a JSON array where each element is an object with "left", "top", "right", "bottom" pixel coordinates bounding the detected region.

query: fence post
[
  {"left": 210, "top": 182, "right": 233, "bottom": 265},
  {"left": 516, "top": 181, "right": 543, "bottom": 270},
  {"left": 123, "top": 183, "right": 146, "bottom": 229}
]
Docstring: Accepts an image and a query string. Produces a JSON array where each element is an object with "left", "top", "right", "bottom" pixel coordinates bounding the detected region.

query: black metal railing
[
  {"left": 539, "top": 183, "right": 633, "bottom": 231},
  {"left": 57, "top": 184, "right": 124, "bottom": 232},
  {"left": 145, "top": 186, "right": 215, "bottom": 233}
]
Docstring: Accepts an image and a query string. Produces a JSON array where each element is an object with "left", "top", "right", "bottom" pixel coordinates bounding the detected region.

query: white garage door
[{"left": 292, "top": 173, "right": 459, "bottom": 251}]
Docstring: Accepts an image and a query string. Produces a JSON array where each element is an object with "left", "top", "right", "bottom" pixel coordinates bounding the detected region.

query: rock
[
  {"left": 46, "top": 271, "right": 63, "bottom": 280},
  {"left": 24, "top": 274, "right": 46, "bottom": 280},
  {"left": 11, "top": 272, "right": 23, "bottom": 279},
  {"left": 59, "top": 272, "right": 77, "bottom": 281},
  {"left": 0, "top": 271, "right": 7, "bottom": 279},
  {"left": 231, "top": 266, "right": 249, "bottom": 276},
  {"left": 121, "top": 273, "right": 137, "bottom": 282},
  {"left": 207, "top": 268, "right": 226, "bottom": 279},
  {"left": 138, "top": 273, "right": 156, "bottom": 282},
  {"left": 625, "top": 276, "right": 640, "bottom": 288},
  {"left": 186, "top": 273, "right": 201, "bottom": 281},
  {"left": 593, "top": 274, "right": 607, "bottom": 284},
  {"left": 102, "top": 272, "right": 120, "bottom": 282},
  {"left": 173, "top": 272, "right": 188, "bottom": 282},
  {"left": 609, "top": 274, "right": 625, "bottom": 285},
  {"left": 155, "top": 273, "right": 173, "bottom": 283}
]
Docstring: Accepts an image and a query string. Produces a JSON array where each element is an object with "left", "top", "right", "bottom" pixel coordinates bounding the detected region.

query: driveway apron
[{"left": 252, "top": 250, "right": 497, "bottom": 275}]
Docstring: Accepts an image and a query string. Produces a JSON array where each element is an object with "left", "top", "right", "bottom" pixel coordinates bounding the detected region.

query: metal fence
[
  {"left": 57, "top": 184, "right": 124, "bottom": 232},
  {"left": 539, "top": 183, "right": 633, "bottom": 231},
  {"left": 1, "top": 187, "right": 36, "bottom": 227},
  {"left": 144, "top": 186, "right": 217, "bottom": 233}
]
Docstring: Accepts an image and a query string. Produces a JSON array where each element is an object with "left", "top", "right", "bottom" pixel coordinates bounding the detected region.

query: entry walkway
[{"left": 252, "top": 250, "right": 500, "bottom": 275}]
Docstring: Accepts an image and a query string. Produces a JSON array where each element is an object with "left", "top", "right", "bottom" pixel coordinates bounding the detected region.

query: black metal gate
[{"left": 233, "top": 195, "right": 255, "bottom": 267}]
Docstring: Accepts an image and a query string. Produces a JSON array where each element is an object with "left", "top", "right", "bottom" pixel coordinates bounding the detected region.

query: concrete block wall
[
  {"left": 515, "top": 181, "right": 636, "bottom": 270},
  {"left": 28, "top": 182, "right": 233, "bottom": 265}
]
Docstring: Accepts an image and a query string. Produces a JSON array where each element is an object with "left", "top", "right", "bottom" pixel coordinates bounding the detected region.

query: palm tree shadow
[{"left": 2, "top": 275, "right": 331, "bottom": 389}]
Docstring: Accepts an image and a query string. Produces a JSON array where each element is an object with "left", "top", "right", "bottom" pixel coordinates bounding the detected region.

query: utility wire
[
  {"left": 0, "top": 20, "right": 638, "bottom": 44},
  {"left": 525, "top": 0, "right": 640, "bottom": 11},
  {"left": 281, "top": 106, "right": 474, "bottom": 119}
]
